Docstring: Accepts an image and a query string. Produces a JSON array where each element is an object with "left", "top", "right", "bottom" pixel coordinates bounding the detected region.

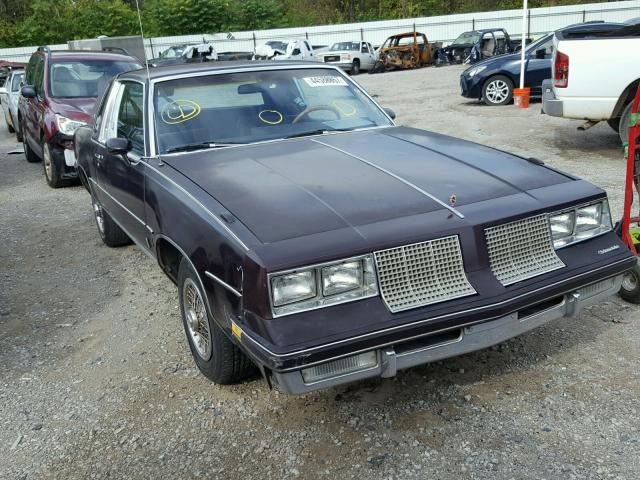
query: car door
[
  {"left": 94, "top": 81, "right": 148, "bottom": 244},
  {"left": 524, "top": 36, "right": 554, "bottom": 96},
  {"left": 23, "top": 56, "right": 45, "bottom": 154},
  {"left": 360, "top": 42, "right": 374, "bottom": 69}
]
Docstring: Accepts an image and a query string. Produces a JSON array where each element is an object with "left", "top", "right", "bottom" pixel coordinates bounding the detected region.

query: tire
[
  {"left": 91, "top": 193, "right": 131, "bottom": 247},
  {"left": 619, "top": 262, "right": 640, "bottom": 304},
  {"left": 15, "top": 116, "right": 23, "bottom": 142},
  {"left": 43, "top": 141, "right": 69, "bottom": 188},
  {"left": 351, "top": 59, "right": 360, "bottom": 75},
  {"left": 178, "top": 257, "right": 255, "bottom": 384},
  {"left": 481, "top": 75, "right": 514, "bottom": 106},
  {"left": 607, "top": 117, "right": 620, "bottom": 133},
  {"left": 619, "top": 102, "right": 633, "bottom": 145},
  {"left": 22, "top": 126, "right": 40, "bottom": 163},
  {"left": 7, "top": 114, "right": 15, "bottom": 134}
]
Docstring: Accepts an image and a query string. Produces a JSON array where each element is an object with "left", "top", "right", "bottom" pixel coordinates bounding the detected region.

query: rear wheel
[
  {"left": 178, "top": 257, "right": 255, "bottom": 384},
  {"left": 43, "top": 142, "right": 69, "bottom": 188},
  {"left": 619, "top": 262, "right": 640, "bottom": 304},
  {"left": 619, "top": 102, "right": 633, "bottom": 145},
  {"left": 482, "top": 75, "right": 514, "bottom": 106},
  {"left": 22, "top": 127, "right": 40, "bottom": 163}
]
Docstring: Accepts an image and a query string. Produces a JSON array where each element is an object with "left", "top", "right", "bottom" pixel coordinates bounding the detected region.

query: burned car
[
  {"left": 436, "top": 28, "right": 523, "bottom": 65},
  {"left": 373, "top": 32, "right": 438, "bottom": 71},
  {"left": 74, "top": 62, "right": 634, "bottom": 394}
]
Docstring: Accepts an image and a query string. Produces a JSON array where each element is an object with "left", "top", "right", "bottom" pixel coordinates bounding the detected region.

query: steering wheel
[{"left": 292, "top": 105, "right": 341, "bottom": 124}]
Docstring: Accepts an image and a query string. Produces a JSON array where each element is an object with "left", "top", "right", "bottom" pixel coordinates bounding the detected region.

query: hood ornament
[{"left": 449, "top": 194, "right": 457, "bottom": 207}]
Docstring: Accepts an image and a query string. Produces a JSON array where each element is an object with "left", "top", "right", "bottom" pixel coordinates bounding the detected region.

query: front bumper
[
  {"left": 460, "top": 74, "right": 483, "bottom": 99},
  {"left": 321, "top": 60, "right": 353, "bottom": 71},
  {"left": 272, "top": 274, "right": 622, "bottom": 394},
  {"left": 541, "top": 79, "right": 563, "bottom": 117}
]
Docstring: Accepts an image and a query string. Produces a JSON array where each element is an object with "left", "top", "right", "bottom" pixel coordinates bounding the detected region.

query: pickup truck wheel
[
  {"left": 619, "top": 262, "right": 640, "bottom": 304},
  {"left": 22, "top": 127, "right": 40, "bottom": 163},
  {"left": 91, "top": 195, "right": 131, "bottom": 247},
  {"left": 178, "top": 258, "right": 255, "bottom": 384},
  {"left": 482, "top": 75, "right": 514, "bottom": 106},
  {"left": 43, "top": 142, "right": 69, "bottom": 188},
  {"left": 351, "top": 59, "right": 360, "bottom": 75},
  {"left": 619, "top": 102, "right": 633, "bottom": 145}
]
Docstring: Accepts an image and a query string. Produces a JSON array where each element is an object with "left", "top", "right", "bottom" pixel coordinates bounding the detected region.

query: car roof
[
  {"left": 33, "top": 49, "right": 141, "bottom": 63},
  {"left": 119, "top": 60, "right": 334, "bottom": 82},
  {"left": 559, "top": 21, "right": 624, "bottom": 33}
]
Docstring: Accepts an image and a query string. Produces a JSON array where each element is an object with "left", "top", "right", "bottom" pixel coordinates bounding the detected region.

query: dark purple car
[
  {"left": 74, "top": 62, "right": 635, "bottom": 394},
  {"left": 18, "top": 47, "right": 141, "bottom": 188}
]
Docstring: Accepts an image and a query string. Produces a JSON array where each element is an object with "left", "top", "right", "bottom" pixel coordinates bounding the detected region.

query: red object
[
  {"left": 553, "top": 50, "right": 569, "bottom": 88},
  {"left": 620, "top": 83, "right": 640, "bottom": 256},
  {"left": 514, "top": 87, "right": 530, "bottom": 108}
]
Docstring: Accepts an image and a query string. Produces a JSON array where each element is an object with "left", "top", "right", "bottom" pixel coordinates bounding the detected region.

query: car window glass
[
  {"left": 34, "top": 58, "right": 45, "bottom": 96},
  {"left": 93, "top": 81, "right": 114, "bottom": 135},
  {"left": 361, "top": 43, "right": 369, "bottom": 53},
  {"left": 49, "top": 60, "right": 140, "bottom": 99},
  {"left": 116, "top": 83, "right": 145, "bottom": 155},
  {"left": 25, "top": 56, "right": 38, "bottom": 85},
  {"left": 11, "top": 73, "right": 24, "bottom": 92},
  {"left": 99, "top": 82, "right": 124, "bottom": 143}
]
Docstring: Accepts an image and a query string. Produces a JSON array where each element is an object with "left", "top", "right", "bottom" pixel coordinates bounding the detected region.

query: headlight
[
  {"left": 269, "top": 255, "right": 378, "bottom": 317},
  {"left": 55, "top": 114, "right": 87, "bottom": 136},
  {"left": 341, "top": 54, "right": 352, "bottom": 60},
  {"left": 549, "top": 199, "right": 612, "bottom": 249},
  {"left": 466, "top": 65, "right": 487, "bottom": 77}
]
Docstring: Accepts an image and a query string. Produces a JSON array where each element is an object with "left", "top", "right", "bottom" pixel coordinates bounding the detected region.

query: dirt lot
[{"left": 1, "top": 65, "right": 639, "bottom": 480}]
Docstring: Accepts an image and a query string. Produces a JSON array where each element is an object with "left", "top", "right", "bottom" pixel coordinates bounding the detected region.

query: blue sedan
[{"left": 460, "top": 22, "right": 625, "bottom": 106}]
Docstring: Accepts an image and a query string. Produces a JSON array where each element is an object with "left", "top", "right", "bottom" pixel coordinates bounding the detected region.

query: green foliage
[{"left": 0, "top": 0, "right": 609, "bottom": 48}]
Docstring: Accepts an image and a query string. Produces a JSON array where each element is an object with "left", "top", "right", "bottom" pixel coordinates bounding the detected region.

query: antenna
[{"left": 134, "top": 0, "right": 161, "bottom": 164}]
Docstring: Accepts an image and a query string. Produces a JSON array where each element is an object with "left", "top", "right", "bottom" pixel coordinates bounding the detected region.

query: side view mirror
[
  {"left": 383, "top": 107, "right": 396, "bottom": 120},
  {"left": 21, "top": 85, "right": 36, "bottom": 98},
  {"left": 106, "top": 137, "right": 132, "bottom": 156},
  {"left": 535, "top": 48, "right": 546, "bottom": 59}
]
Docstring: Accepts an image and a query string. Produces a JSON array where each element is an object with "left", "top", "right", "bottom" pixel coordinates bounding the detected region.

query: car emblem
[{"left": 449, "top": 194, "right": 457, "bottom": 207}]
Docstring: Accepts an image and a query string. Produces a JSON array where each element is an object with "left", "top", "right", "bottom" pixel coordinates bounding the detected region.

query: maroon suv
[{"left": 19, "top": 47, "right": 141, "bottom": 188}]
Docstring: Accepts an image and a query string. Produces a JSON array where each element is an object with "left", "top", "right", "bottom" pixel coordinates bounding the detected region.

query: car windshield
[
  {"left": 330, "top": 42, "right": 360, "bottom": 51},
  {"left": 451, "top": 31, "right": 481, "bottom": 46},
  {"left": 160, "top": 46, "right": 186, "bottom": 58},
  {"left": 154, "top": 68, "right": 393, "bottom": 154},
  {"left": 11, "top": 72, "right": 24, "bottom": 91},
  {"left": 266, "top": 41, "right": 288, "bottom": 51},
  {"left": 49, "top": 60, "right": 141, "bottom": 98}
]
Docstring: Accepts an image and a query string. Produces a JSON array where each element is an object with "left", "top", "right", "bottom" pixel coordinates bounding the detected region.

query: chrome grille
[
  {"left": 374, "top": 236, "right": 476, "bottom": 313},
  {"left": 485, "top": 214, "right": 565, "bottom": 286}
]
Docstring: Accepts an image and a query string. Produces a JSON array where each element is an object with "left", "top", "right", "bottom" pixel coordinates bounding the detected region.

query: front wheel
[
  {"left": 91, "top": 193, "right": 131, "bottom": 247},
  {"left": 619, "top": 262, "right": 640, "bottom": 304},
  {"left": 178, "top": 258, "right": 255, "bottom": 384},
  {"left": 482, "top": 75, "right": 514, "bottom": 106}
]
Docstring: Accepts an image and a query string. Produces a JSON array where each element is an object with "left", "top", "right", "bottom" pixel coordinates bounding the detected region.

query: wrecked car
[
  {"left": 148, "top": 43, "right": 218, "bottom": 67},
  {"left": 436, "top": 28, "right": 524, "bottom": 65},
  {"left": 253, "top": 39, "right": 314, "bottom": 61},
  {"left": 372, "top": 32, "right": 438, "bottom": 72},
  {"left": 74, "top": 62, "right": 635, "bottom": 395}
]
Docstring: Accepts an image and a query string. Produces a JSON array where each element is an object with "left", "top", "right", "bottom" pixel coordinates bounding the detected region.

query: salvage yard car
[
  {"left": 0, "top": 68, "right": 24, "bottom": 136},
  {"left": 315, "top": 41, "right": 378, "bottom": 74},
  {"left": 373, "top": 32, "right": 438, "bottom": 71},
  {"left": 19, "top": 47, "right": 141, "bottom": 188},
  {"left": 74, "top": 61, "right": 635, "bottom": 394},
  {"left": 437, "top": 28, "right": 524, "bottom": 65}
]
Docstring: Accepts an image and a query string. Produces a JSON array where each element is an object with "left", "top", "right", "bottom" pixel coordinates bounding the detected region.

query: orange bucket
[{"left": 514, "top": 87, "right": 530, "bottom": 109}]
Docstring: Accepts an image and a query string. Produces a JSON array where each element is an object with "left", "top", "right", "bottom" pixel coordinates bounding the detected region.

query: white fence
[{"left": 1, "top": 0, "right": 639, "bottom": 61}]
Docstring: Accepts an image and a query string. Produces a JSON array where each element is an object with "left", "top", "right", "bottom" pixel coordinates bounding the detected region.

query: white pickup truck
[
  {"left": 314, "top": 41, "right": 378, "bottom": 74},
  {"left": 543, "top": 23, "right": 640, "bottom": 143}
]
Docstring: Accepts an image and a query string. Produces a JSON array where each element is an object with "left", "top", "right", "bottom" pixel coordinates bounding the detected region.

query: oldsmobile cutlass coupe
[{"left": 74, "top": 62, "right": 635, "bottom": 394}]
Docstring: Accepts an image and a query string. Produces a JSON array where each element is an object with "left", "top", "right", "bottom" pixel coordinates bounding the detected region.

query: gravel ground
[{"left": 1, "top": 65, "right": 639, "bottom": 480}]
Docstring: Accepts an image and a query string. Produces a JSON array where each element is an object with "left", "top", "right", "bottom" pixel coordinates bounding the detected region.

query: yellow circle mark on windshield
[
  {"left": 332, "top": 100, "right": 357, "bottom": 117},
  {"left": 160, "top": 100, "right": 201, "bottom": 124},
  {"left": 258, "top": 110, "right": 283, "bottom": 125}
]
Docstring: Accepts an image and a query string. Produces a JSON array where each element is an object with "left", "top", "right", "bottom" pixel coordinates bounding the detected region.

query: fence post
[
  {"left": 582, "top": 10, "right": 586, "bottom": 23},
  {"left": 252, "top": 32, "right": 256, "bottom": 50},
  {"left": 527, "top": 9, "right": 531, "bottom": 41},
  {"left": 472, "top": 18, "right": 475, "bottom": 30},
  {"left": 149, "top": 38, "right": 155, "bottom": 58},
  {"left": 305, "top": 32, "right": 309, "bottom": 40},
  {"left": 360, "top": 28, "right": 364, "bottom": 41},
  {"left": 413, "top": 22, "right": 416, "bottom": 32}
]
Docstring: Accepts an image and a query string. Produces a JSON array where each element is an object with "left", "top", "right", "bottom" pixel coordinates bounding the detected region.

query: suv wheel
[
  {"left": 178, "top": 257, "right": 255, "bottom": 384},
  {"left": 91, "top": 193, "right": 131, "bottom": 247},
  {"left": 482, "top": 75, "right": 514, "bottom": 106},
  {"left": 43, "top": 142, "right": 69, "bottom": 188},
  {"left": 22, "top": 127, "right": 40, "bottom": 163}
]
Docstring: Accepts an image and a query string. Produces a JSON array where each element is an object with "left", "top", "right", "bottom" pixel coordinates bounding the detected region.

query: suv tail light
[{"left": 554, "top": 50, "right": 569, "bottom": 88}]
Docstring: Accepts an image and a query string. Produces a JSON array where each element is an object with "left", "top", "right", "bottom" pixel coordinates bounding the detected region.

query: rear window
[{"left": 48, "top": 59, "right": 141, "bottom": 98}]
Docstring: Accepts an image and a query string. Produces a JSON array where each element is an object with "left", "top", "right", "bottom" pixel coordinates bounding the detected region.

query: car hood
[
  {"left": 50, "top": 97, "right": 96, "bottom": 123},
  {"left": 462, "top": 52, "right": 518, "bottom": 74},
  {"left": 161, "top": 127, "right": 571, "bottom": 244}
]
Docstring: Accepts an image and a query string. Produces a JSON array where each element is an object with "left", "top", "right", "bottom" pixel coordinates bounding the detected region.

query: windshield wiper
[
  {"left": 165, "top": 141, "right": 243, "bottom": 153},
  {"left": 284, "top": 128, "right": 351, "bottom": 140}
]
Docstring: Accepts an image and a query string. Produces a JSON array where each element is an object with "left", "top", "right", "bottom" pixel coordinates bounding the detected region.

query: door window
[
  {"left": 33, "top": 58, "right": 45, "bottom": 97},
  {"left": 361, "top": 43, "right": 369, "bottom": 53},
  {"left": 116, "top": 83, "right": 145, "bottom": 156}
]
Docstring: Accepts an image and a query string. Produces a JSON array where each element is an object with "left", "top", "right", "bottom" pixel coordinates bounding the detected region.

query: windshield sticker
[
  {"left": 258, "top": 109, "right": 283, "bottom": 125},
  {"left": 303, "top": 76, "right": 348, "bottom": 88},
  {"left": 160, "top": 100, "right": 201, "bottom": 124},
  {"left": 332, "top": 100, "right": 357, "bottom": 117}
]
